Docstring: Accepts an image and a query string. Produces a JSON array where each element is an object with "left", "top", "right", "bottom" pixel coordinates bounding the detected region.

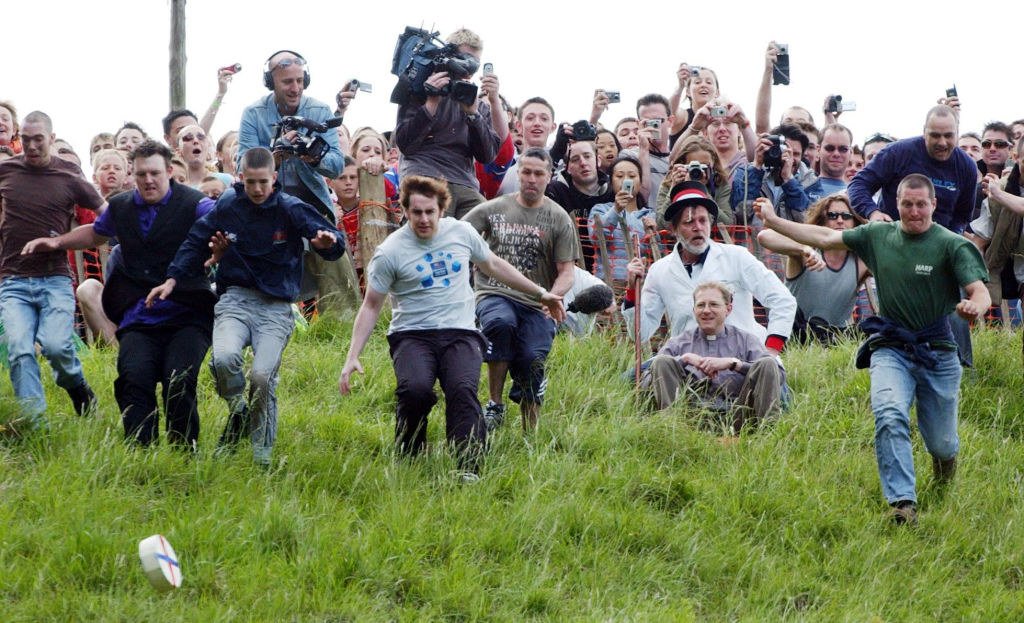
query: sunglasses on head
[
  {"left": 826, "top": 211, "right": 854, "bottom": 221},
  {"left": 981, "top": 140, "right": 1010, "bottom": 149},
  {"left": 823, "top": 144, "right": 850, "bottom": 153},
  {"left": 273, "top": 57, "right": 307, "bottom": 71},
  {"left": 180, "top": 133, "right": 206, "bottom": 142}
]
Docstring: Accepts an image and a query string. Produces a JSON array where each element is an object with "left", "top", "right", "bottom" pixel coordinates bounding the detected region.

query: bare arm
[
  {"left": 338, "top": 287, "right": 388, "bottom": 395},
  {"left": 476, "top": 252, "right": 566, "bottom": 321},
  {"left": 549, "top": 260, "right": 575, "bottom": 298},
  {"left": 755, "top": 43, "right": 778, "bottom": 135},
  {"left": 481, "top": 74, "right": 508, "bottom": 143},
  {"left": 22, "top": 224, "right": 109, "bottom": 255},
  {"left": 957, "top": 279, "right": 991, "bottom": 323},
  {"left": 199, "top": 68, "right": 234, "bottom": 135},
  {"left": 754, "top": 197, "right": 849, "bottom": 250}
]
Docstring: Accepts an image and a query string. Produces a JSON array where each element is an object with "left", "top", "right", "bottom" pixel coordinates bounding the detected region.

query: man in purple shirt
[{"left": 24, "top": 141, "right": 217, "bottom": 447}]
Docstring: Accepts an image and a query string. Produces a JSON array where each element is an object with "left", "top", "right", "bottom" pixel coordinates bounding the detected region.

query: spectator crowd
[{"left": 2, "top": 32, "right": 1022, "bottom": 525}]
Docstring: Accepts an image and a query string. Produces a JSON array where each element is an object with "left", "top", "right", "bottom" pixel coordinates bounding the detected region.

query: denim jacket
[{"left": 237, "top": 94, "right": 342, "bottom": 214}]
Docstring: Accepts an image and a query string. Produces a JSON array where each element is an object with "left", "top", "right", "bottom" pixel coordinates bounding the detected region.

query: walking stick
[
  {"left": 645, "top": 225, "right": 662, "bottom": 260},
  {"left": 632, "top": 233, "right": 644, "bottom": 388}
]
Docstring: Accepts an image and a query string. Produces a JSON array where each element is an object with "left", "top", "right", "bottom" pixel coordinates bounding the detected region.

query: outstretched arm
[
  {"left": 22, "top": 224, "right": 109, "bottom": 255},
  {"left": 754, "top": 197, "right": 849, "bottom": 251},
  {"left": 476, "top": 252, "right": 566, "bottom": 322},
  {"left": 338, "top": 287, "right": 388, "bottom": 395}
]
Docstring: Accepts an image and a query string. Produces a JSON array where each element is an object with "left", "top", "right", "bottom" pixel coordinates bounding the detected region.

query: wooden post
[
  {"left": 169, "top": 0, "right": 187, "bottom": 110},
  {"left": 591, "top": 215, "right": 614, "bottom": 286},
  {"left": 645, "top": 225, "right": 662, "bottom": 261},
  {"left": 357, "top": 169, "right": 390, "bottom": 270}
]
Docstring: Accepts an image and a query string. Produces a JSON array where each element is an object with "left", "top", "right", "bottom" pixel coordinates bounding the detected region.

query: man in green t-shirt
[
  {"left": 754, "top": 174, "right": 990, "bottom": 526},
  {"left": 463, "top": 147, "right": 577, "bottom": 432}
]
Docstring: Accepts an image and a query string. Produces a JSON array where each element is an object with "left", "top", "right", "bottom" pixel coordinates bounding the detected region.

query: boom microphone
[{"left": 566, "top": 284, "right": 614, "bottom": 314}]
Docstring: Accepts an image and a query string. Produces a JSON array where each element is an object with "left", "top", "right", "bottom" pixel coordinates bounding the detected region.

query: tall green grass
[{"left": 1, "top": 320, "right": 1022, "bottom": 621}]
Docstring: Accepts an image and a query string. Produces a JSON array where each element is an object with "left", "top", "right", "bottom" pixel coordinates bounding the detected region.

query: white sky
[{"left": 7, "top": 0, "right": 1020, "bottom": 176}]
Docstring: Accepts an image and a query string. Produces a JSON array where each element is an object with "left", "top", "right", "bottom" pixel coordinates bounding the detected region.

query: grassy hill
[{"left": 1, "top": 319, "right": 1023, "bottom": 621}]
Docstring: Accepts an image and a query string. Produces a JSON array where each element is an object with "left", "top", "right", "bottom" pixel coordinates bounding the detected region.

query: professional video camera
[
  {"left": 270, "top": 115, "right": 343, "bottom": 166},
  {"left": 390, "top": 26, "right": 480, "bottom": 105}
]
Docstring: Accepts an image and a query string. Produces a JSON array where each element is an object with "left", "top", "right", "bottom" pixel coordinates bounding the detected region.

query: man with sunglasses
[
  {"left": 979, "top": 122, "right": 1013, "bottom": 178},
  {"left": 807, "top": 124, "right": 853, "bottom": 202}
]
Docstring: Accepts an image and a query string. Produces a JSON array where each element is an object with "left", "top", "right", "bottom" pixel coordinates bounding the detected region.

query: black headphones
[{"left": 263, "top": 50, "right": 310, "bottom": 90}]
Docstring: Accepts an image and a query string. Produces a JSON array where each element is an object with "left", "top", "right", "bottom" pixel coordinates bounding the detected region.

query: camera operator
[
  {"left": 730, "top": 124, "right": 815, "bottom": 224},
  {"left": 394, "top": 28, "right": 501, "bottom": 219},
  {"left": 238, "top": 50, "right": 341, "bottom": 218},
  {"left": 237, "top": 49, "right": 358, "bottom": 315}
]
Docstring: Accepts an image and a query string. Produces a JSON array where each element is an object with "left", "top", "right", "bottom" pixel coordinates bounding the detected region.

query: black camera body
[
  {"left": 572, "top": 120, "right": 598, "bottom": 142},
  {"left": 271, "top": 115, "right": 344, "bottom": 166},
  {"left": 826, "top": 95, "right": 843, "bottom": 114},
  {"left": 764, "top": 135, "right": 785, "bottom": 170},
  {"left": 390, "top": 27, "right": 481, "bottom": 105},
  {"left": 686, "top": 162, "right": 708, "bottom": 181}
]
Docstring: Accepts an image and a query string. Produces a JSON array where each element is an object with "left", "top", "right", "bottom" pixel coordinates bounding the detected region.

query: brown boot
[
  {"left": 932, "top": 454, "right": 957, "bottom": 484},
  {"left": 887, "top": 500, "right": 918, "bottom": 526}
]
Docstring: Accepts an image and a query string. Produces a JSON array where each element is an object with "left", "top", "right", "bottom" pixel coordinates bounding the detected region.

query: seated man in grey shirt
[
  {"left": 337, "top": 176, "right": 563, "bottom": 476},
  {"left": 644, "top": 281, "right": 786, "bottom": 434}
]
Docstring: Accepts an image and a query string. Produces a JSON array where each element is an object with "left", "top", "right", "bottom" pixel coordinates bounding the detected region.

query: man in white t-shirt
[{"left": 338, "top": 175, "right": 564, "bottom": 474}]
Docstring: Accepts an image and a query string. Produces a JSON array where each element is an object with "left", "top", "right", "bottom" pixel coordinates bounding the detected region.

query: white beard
[{"left": 680, "top": 238, "right": 709, "bottom": 256}]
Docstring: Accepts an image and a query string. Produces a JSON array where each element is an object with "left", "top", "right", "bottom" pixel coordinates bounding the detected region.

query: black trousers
[
  {"left": 115, "top": 322, "right": 211, "bottom": 446},
  {"left": 387, "top": 329, "right": 487, "bottom": 469}
]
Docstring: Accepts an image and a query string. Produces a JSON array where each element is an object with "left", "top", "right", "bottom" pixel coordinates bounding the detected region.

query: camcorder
[
  {"left": 686, "top": 162, "right": 709, "bottom": 180},
  {"left": 271, "top": 115, "right": 344, "bottom": 166},
  {"left": 764, "top": 135, "right": 785, "bottom": 170},
  {"left": 572, "top": 120, "right": 598, "bottom": 141},
  {"left": 772, "top": 43, "right": 790, "bottom": 86},
  {"left": 826, "top": 95, "right": 856, "bottom": 114},
  {"left": 390, "top": 27, "right": 481, "bottom": 105},
  {"left": 350, "top": 79, "right": 373, "bottom": 93}
]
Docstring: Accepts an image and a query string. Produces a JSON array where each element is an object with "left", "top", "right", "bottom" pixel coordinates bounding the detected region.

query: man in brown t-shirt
[
  {"left": 463, "top": 147, "right": 576, "bottom": 431},
  {"left": 0, "top": 111, "right": 106, "bottom": 435}
]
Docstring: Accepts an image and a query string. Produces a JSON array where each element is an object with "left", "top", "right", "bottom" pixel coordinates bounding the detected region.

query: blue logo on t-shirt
[{"left": 417, "top": 251, "right": 460, "bottom": 289}]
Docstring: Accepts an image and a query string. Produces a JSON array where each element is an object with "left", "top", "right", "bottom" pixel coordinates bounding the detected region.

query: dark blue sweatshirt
[
  {"left": 167, "top": 183, "right": 344, "bottom": 301},
  {"left": 847, "top": 137, "right": 977, "bottom": 233}
]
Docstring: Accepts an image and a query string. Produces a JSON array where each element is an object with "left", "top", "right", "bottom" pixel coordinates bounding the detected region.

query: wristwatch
[
  {"left": 729, "top": 358, "right": 741, "bottom": 371},
  {"left": 533, "top": 287, "right": 547, "bottom": 301}
]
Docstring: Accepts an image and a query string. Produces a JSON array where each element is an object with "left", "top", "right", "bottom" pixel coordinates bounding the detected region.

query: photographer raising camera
[{"left": 394, "top": 28, "right": 502, "bottom": 219}]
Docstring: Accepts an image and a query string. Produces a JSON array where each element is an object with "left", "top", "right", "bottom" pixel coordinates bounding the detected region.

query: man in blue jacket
[
  {"left": 238, "top": 49, "right": 358, "bottom": 314},
  {"left": 848, "top": 104, "right": 980, "bottom": 366},
  {"left": 848, "top": 105, "right": 977, "bottom": 233},
  {"left": 147, "top": 147, "right": 344, "bottom": 466}
]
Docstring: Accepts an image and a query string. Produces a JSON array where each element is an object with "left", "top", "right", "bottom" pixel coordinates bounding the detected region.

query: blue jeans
[
  {"left": 870, "top": 347, "right": 961, "bottom": 505},
  {"left": 0, "top": 276, "right": 85, "bottom": 426},
  {"left": 209, "top": 287, "right": 293, "bottom": 465}
]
